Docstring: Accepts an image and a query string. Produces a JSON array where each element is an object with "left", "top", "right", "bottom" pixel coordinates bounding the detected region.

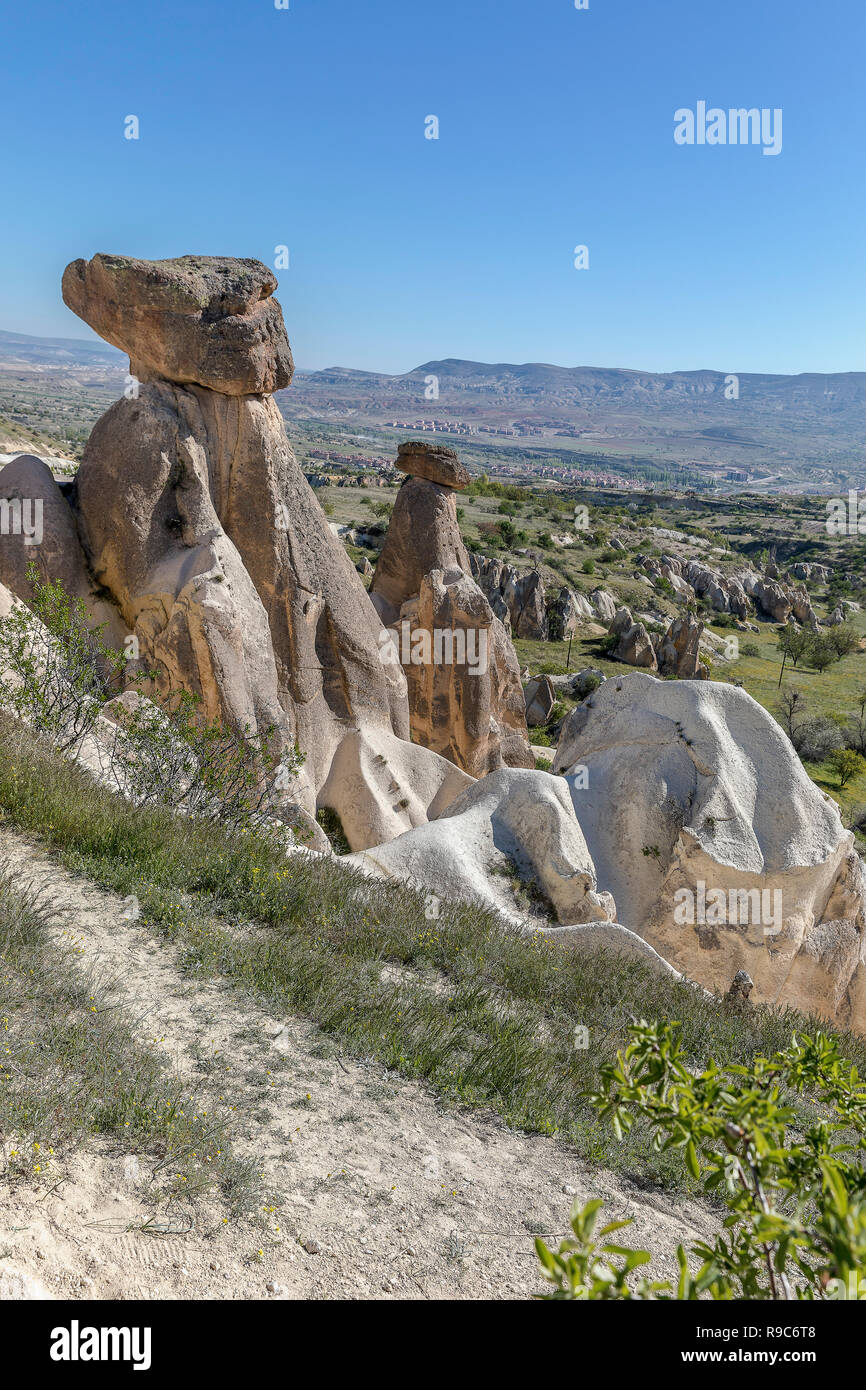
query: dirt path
[{"left": 0, "top": 828, "right": 716, "bottom": 1300}]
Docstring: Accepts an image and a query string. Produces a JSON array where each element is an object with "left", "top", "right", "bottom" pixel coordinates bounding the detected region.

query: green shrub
[
  {"left": 537, "top": 1021, "right": 866, "bottom": 1300},
  {"left": 0, "top": 563, "right": 124, "bottom": 754}
]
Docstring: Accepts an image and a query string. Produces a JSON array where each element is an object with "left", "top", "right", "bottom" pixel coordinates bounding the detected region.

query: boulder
[
  {"left": 395, "top": 440, "right": 470, "bottom": 490},
  {"left": 347, "top": 767, "right": 617, "bottom": 927},
  {"left": 317, "top": 724, "right": 472, "bottom": 852},
  {"left": 549, "top": 586, "right": 594, "bottom": 640},
  {"left": 752, "top": 578, "right": 792, "bottom": 624},
  {"left": 62, "top": 254, "right": 293, "bottom": 395},
  {"left": 503, "top": 568, "right": 548, "bottom": 640},
  {"left": 610, "top": 609, "right": 658, "bottom": 670},
  {"left": 790, "top": 587, "right": 819, "bottom": 629},
  {"left": 590, "top": 587, "right": 618, "bottom": 622},
  {"left": 553, "top": 672, "right": 866, "bottom": 1029},
  {"left": 523, "top": 674, "right": 556, "bottom": 727}
]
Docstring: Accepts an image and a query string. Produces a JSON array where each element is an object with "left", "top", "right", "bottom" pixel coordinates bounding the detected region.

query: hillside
[{"left": 4, "top": 328, "right": 866, "bottom": 487}]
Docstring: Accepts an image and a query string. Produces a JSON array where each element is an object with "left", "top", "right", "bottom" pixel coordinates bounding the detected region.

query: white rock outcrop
[
  {"left": 554, "top": 672, "right": 866, "bottom": 1029},
  {"left": 347, "top": 767, "right": 617, "bottom": 928}
]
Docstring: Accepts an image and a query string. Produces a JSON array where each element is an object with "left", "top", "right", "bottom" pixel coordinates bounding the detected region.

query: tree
[
  {"left": 777, "top": 686, "right": 808, "bottom": 745},
  {"left": 845, "top": 690, "right": 866, "bottom": 756},
  {"left": 829, "top": 747, "right": 865, "bottom": 788},
  {"left": 777, "top": 623, "right": 811, "bottom": 669},
  {"left": 809, "top": 634, "right": 837, "bottom": 673},
  {"left": 827, "top": 624, "right": 860, "bottom": 659}
]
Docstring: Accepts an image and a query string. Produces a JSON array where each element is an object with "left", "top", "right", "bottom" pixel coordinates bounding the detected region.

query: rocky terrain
[
  {"left": 2, "top": 255, "right": 866, "bottom": 1301},
  {"left": 0, "top": 252, "right": 864, "bottom": 1024}
]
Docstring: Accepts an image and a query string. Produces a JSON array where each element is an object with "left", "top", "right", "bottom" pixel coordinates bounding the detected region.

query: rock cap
[
  {"left": 396, "top": 440, "right": 470, "bottom": 490},
  {"left": 62, "top": 253, "right": 293, "bottom": 395}
]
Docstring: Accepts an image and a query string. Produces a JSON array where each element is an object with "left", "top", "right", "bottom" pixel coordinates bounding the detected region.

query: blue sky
[{"left": 0, "top": 0, "right": 863, "bottom": 375}]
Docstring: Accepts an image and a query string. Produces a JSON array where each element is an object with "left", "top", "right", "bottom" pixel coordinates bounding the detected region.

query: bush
[
  {"left": 582, "top": 558, "right": 595, "bottom": 576},
  {"left": 742, "top": 642, "right": 761, "bottom": 658},
  {"left": 104, "top": 689, "right": 300, "bottom": 833},
  {"left": 0, "top": 566, "right": 303, "bottom": 834},
  {"left": 778, "top": 688, "right": 844, "bottom": 762},
  {"left": 829, "top": 747, "right": 865, "bottom": 788},
  {"left": 0, "top": 563, "right": 124, "bottom": 754},
  {"left": 798, "top": 717, "right": 845, "bottom": 762},
  {"left": 537, "top": 1022, "right": 866, "bottom": 1300}
]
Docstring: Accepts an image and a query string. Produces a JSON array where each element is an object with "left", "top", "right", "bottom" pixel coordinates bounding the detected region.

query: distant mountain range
[
  {"left": 0, "top": 328, "right": 124, "bottom": 367},
  {"left": 2, "top": 330, "right": 866, "bottom": 488},
  {"left": 300, "top": 357, "right": 866, "bottom": 411}
]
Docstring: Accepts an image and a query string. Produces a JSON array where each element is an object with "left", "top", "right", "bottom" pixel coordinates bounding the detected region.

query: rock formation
[
  {"left": 553, "top": 672, "right": 866, "bottom": 1030},
  {"left": 590, "top": 587, "right": 618, "bottom": 623},
  {"left": 548, "top": 586, "right": 595, "bottom": 640},
  {"left": 371, "top": 445, "right": 532, "bottom": 776},
  {"left": 58, "top": 254, "right": 413, "bottom": 819},
  {"left": 610, "top": 607, "right": 658, "bottom": 671},
  {"left": 656, "top": 612, "right": 708, "bottom": 680},
  {"left": 523, "top": 674, "right": 556, "bottom": 727},
  {"left": 402, "top": 565, "right": 533, "bottom": 777},
  {"left": 348, "top": 767, "right": 617, "bottom": 928},
  {"left": 370, "top": 442, "right": 470, "bottom": 626},
  {"left": 469, "top": 555, "right": 548, "bottom": 639}
]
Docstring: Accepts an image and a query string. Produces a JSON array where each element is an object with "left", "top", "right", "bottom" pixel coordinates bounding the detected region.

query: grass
[
  {"left": 714, "top": 612, "right": 866, "bottom": 823},
  {"left": 0, "top": 714, "right": 864, "bottom": 1195},
  {"left": 518, "top": 615, "right": 866, "bottom": 826},
  {"left": 0, "top": 863, "right": 257, "bottom": 1214}
]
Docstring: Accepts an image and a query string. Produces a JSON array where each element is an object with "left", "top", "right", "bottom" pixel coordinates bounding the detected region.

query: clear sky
[{"left": 0, "top": 0, "right": 863, "bottom": 375}]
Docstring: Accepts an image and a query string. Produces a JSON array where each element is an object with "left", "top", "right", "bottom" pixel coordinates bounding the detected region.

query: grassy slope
[
  {"left": 0, "top": 865, "right": 254, "bottom": 1211},
  {"left": 0, "top": 715, "right": 863, "bottom": 1198}
]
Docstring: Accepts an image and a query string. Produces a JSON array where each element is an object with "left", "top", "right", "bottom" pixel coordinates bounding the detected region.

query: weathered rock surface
[
  {"left": 395, "top": 567, "right": 533, "bottom": 777},
  {"left": 610, "top": 607, "right": 658, "bottom": 671},
  {"left": 395, "top": 440, "right": 470, "bottom": 490},
  {"left": 70, "top": 378, "right": 408, "bottom": 800},
  {"left": 44, "top": 253, "right": 484, "bottom": 839},
  {"left": 62, "top": 254, "right": 293, "bottom": 395},
  {"left": 317, "top": 724, "right": 472, "bottom": 852},
  {"left": 348, "top": 767, "right": 617, "bottom": 928},
  {"left": 370, "top": 474, "right": 470, "bottom": 626},
  {"left": 370, "top": 467, "right": 532, "bottom": 776},
  {"left": 523, "top": 674, "right": 556, "bottom": 727},
  {"left": 548, "top": 586, "right": 594, "bottom": 640},
  {"left": 0, "top": 454, "right": 130, "bottom": 648},
  {"left": 790, "top": 562, "right": 831, "bottom": 582},
  {"left": 656, "top": 612, "right": 708, "bottom": 680},
  {"left": 590, "top": 587, "right": 618, "bottom": 623},
  {"left": 553, "top": 672, "right": 866, "bottom": 1029},
  {"left": 469, "top": 555, "right": 549, "bottom": 639}
]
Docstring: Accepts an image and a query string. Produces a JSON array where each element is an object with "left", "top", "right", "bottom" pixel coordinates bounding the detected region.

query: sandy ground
[{"left": 0, "top": 829, "right": 716, "bottom": 1300}]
